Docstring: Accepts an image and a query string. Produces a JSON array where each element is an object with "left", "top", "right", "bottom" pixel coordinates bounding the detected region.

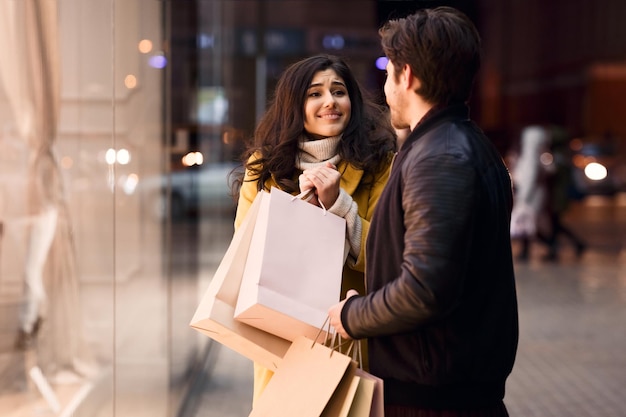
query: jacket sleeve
[{"left": 343, "top": 153, "right": 477, "bottom": 338}]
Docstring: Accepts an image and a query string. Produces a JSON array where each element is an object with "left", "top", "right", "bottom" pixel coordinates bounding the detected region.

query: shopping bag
[
  {"left": 354, "top": 368, "right": 384, "bottom": 417},
  {"left": 317, "top": 339, "right": 384, "bottom": 417},
  {"left": 345, "top": 339, "right": 384, "bottom": 417},
  {"left": 322, "top": 338, "right": 382, "bottom": 417},
  {"left": 345, "top": 374, "right": 375, "bottom": 417},
  {"left": 189, "top": 193, "right": 290, "bottom": 372},
  {"left": 250, "top": 335, "right": 358, "bottom": 417},
  {"left": 323, "top": 373, "right": 361, "bottom": 417},
  {"left": 234, "top": 187, "right": 346, "bottom": 342}
]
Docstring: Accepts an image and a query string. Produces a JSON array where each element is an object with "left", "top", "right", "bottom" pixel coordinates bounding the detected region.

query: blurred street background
[{"left": 1, "top": 1, "right": 626, "bottom": 416}]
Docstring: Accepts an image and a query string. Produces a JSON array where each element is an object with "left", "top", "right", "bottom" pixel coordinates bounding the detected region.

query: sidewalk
[{"left": 506, "top": 250, "right": 626, "bottom": 416}]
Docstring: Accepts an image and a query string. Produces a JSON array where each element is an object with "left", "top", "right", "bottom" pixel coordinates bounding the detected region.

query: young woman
[{"left": 232, "top": 54, "right": 396, "bottom": 404}]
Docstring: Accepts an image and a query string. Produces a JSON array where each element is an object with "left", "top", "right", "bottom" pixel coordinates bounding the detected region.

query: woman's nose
[{"left": 322, "top": 91, "right": 336, "bottom": 106}]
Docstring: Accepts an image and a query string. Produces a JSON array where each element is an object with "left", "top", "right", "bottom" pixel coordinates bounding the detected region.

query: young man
[{"left": 328, "top": 7, "right": 519, "bottom": 416}]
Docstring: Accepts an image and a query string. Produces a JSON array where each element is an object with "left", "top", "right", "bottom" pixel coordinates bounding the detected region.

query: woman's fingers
[
  {"left": 298, "top": 173, "right": 314, "bottom": 192},
  {"left": 300, "top": 165, "right": 340, "bottom": 207}
]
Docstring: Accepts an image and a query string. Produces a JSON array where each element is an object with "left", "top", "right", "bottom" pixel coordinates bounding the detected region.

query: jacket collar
[{"left": 400, "top": 104, "right": 470, "bottom": 152}]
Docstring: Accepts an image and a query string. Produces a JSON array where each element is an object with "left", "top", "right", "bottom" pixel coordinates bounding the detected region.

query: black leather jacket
[{"left": 342, "top": 105, "right": 519, "bottom": 409}]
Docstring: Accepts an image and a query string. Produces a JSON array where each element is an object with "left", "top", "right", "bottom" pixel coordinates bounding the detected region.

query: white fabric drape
[
  {"left": 0, "top": 0, "right": 60, "bottom": 154},
  {"left": 0, "top": 0, "right": 92, "bottom": 379}
]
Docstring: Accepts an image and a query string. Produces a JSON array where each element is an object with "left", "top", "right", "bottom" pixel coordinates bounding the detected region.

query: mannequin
[{"left": 15, "top": 204, "right": 58, "bottom": 349}]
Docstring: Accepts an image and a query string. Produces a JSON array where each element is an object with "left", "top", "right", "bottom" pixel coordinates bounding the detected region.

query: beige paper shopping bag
[
  {"left": 330, "top": 339, "right": 382, "bottom": 417},
  {"left": 234, "top": 187, "right": 346, "bottom": 342},
  {"left": 322, "top": 373, "right": 361, "bottom": 417},
  {"left": 345, "top": 375, "right": 376, "bottom": 417},
  {"left": 189, "top": 193, "right": 290, "bottom": 372},
  {"left": 250, "top": 335, "right": 358, "bottom": 417},
  {"left": 353, "top": 368, "right": 384, "bottom": 417},
  {"left": 351, "top": 340, "right": 384, "bottom": 417}
]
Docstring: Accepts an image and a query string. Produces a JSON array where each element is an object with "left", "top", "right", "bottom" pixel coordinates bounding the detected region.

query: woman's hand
[{"left": 299, "top": 162, "right": 340, "bottom": 208}]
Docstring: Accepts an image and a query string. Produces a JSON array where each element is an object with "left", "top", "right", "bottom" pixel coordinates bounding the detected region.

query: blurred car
[
  {"left": 570, "top": 141, "right": 625, "bottom": 196},
  {"left": 140, "top": 162, "right": 242, "bottom": 220}
]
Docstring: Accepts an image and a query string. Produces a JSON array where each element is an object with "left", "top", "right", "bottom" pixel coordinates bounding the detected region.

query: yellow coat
[{"left": 233, "top": 154, "right": 393, "bottom": 405}]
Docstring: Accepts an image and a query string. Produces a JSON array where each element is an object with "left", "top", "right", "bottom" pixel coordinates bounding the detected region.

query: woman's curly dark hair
[{"left": 232, "top": 54, "right": 396, "bottom": 195}]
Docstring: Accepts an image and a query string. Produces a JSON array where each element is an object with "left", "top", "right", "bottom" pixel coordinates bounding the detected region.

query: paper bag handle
[
  {"left": 313, "top": 316, "right": 333, "bottom": 346},
  {"left": 312, "top": 316, "right": 360, "bottom": 364},
  {"left": 293, "top": 189, "right": 328, "bottom": 214}
]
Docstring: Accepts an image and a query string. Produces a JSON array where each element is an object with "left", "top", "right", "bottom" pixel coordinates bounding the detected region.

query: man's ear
[{"left": 403, "top": 64, "right": 421, "bottom": 91}]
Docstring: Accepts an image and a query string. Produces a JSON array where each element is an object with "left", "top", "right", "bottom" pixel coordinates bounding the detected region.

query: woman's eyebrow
[{"left": 308, "top": 80, "right": 346, "bottom": 88}]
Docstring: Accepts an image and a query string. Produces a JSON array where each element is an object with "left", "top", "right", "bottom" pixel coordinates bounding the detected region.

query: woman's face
[{"left": 303, "top": 69, "right": 351, "bottom": 140}]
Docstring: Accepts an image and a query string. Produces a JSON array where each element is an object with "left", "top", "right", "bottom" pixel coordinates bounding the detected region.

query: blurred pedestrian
[
  {"left": 328, "top": 7, "right": 518, "bottom": 416},
  {"left": 509, "top": 125, "right": 553, "bottom": 261},
  {"left": 232, "top": 54, "right": 396, "bottom": 406},
  {"left": 542, "top": 125, "right": 586, "bottom": 261}
]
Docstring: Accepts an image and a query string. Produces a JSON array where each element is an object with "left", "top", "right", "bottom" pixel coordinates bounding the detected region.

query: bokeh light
[
  {"left": 148, "top": 54, "right": 167, "bottom": 69},
  {"left": 375, "top": 56, "right": 388, "bottom": 70},
  {"left": 125, "top": 74, "right": 137, "bottom": 89},
  {"left": 138, "top": 39, "right": 153, "bottom": 53},
  {"left": 182, "top": 152, "right": 204, "bottom": 167},
  {"left": 584, "top": 162, "right": 608, "bottom": 181}
]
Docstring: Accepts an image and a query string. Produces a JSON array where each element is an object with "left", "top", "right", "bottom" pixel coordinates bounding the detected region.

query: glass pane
[{"left": 0, "top": 0, "right": 168, "bottom": 415}]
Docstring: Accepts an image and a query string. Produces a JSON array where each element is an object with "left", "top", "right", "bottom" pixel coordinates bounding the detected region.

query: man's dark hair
[{"left": 380, "top": 6, "right": 481, "bottom": 106}]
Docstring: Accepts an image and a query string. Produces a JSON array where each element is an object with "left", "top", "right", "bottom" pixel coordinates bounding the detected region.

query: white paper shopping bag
[
  {"left": 189, "top": 193, "right": 290, "bottom": 372},
  {"left": 234, "top": 187, "right": 346, "bottom": 342}
]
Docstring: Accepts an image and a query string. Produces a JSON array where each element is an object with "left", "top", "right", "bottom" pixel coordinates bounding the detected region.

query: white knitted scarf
[{"left": 296, "top": 135, "right": 342, "bottom": 170}]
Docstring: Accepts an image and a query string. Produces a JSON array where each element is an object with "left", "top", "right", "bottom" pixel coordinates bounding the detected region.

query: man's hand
[{"left": 328, "top": 289, "right": 359, "bottom": 339}]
